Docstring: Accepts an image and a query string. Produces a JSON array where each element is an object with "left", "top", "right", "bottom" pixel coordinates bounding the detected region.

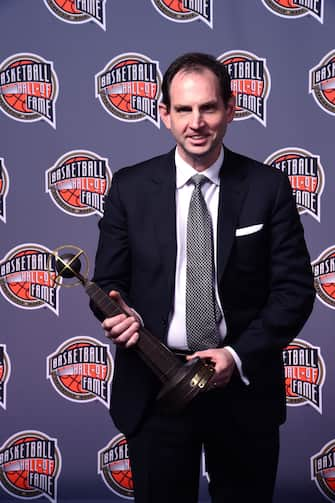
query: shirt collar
[{"left": 175, "top": 146, "right": 224, "bottom": 189}]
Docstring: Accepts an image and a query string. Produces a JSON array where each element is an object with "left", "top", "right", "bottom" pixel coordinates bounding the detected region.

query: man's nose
[{"left": 189, "top": 111, "right": 204, "bottom": 129}]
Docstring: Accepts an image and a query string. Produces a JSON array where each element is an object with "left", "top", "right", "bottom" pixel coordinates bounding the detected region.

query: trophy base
[{"left": 156, "top": 357, "right": 215, "bottom": 413}]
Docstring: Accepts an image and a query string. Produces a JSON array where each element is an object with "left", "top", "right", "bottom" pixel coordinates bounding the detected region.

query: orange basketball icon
[
  {"left": 108, "top": 59, "right": 158, "bottom": 115},
  {"left": 52, "top": 0, "right": 80, "bottom": 14},
  {"left": 111, "top": 436, "right": 134, "bottom": 492},
  {"left": 4, "top": 436, "right": 55, "bottom": 491},
  {"left": 321, "top": 57, "right": 335, "bottom": 107},
  {"left": 3, "top": 60, "right": 33, "bottom": 115},
  {"left": 2, "top": 59, "right": 52, "bottom": 115},
  {"left": 58, "top": 156, "right": 87, "bottom": 209},
  {"left": 162, "top": 0, "right": 189, "bottom": 13},
  {"left": 57, "top": 342, "right": 107, "bottom": 395},
  {"left": 7, "top": 251, "right": 37, "bottom": 301},
  {"left": 275, "top": 0, "right": 298, "bottom": 8}
]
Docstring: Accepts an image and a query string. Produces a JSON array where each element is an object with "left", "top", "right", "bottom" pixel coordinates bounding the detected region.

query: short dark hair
[{"left": 161, "top": 52, "right": 232, "bottom": 111}]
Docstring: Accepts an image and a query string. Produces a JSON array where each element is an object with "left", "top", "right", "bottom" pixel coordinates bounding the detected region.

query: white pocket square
[{"left": 235, "top": 224, "right": 264, "bottom": 237}]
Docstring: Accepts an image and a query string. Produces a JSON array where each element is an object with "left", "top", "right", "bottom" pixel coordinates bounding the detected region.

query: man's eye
[{"left": 203, "top": 105, "right": 216, "bottom": 112}]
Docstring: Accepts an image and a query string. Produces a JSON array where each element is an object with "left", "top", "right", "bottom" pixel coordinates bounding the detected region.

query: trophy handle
[
  {"left": 52, "top": 246, "right": 215, "bottom": 413},
  {"left": 85, "top": 281, "right": 182, "bottom": 382}
]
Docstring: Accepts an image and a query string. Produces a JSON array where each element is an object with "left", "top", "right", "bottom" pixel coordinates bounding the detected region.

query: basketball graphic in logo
[
  {"left": 96, "top": 53, "right": 162, "bottom": 127},
  {"left": 0, "top": 431, "right": 61, "bottom": 501},
  {"left": 98, "top": 434, "right": 134, "bottom": 499},
  {"left": 309, "top": 50, "right": 335, "bottom": 116},
  {"left": 47, "top": 337, "right": 113, "bottom": 407},
  {"left": 218, "top": 50, "right": 271, "bottom": 126},
  {"left": 47, "top": 0, "right": 81, "bottom": 15},
  {"left": 313, "top": 246, "right": 335, "bottom": 310},
  {"left": 311, "top": 440, "right": 335, "bottom": 500},
  {"left": 0, "top": 244, "right": 60, "bottom": 314},
  {"left": 0, "top": 53, "right": 58, "bottom": 128},
  {"left": 0, "top": 158, "right": 9, "bottom": 224},
  {"left": 264, "top": 148, "right": 325, "bottom": 222},
  {"left": 262, "top": 0, "right": 324, "bottom": 22},
  {"left": 163, "top": 0, "right": 188, "bottom": 12},
  {"left": 283, "top": 339, "right": 325, "bottom": 413},
  {"left": 44, "top": 0, "right": 106, "bottom": 29},
  {"left": 46, "top": 150, "right": 112, "bottom": 217},
  {"left": 151, "top": 0, "right": 213, "bottom": 27}
]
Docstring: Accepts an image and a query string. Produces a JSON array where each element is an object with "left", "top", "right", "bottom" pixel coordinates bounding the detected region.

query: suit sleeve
[
  {"left": 230, "top": 173, "right": 315, "bottom": 378},
  {"left": 90, "top": 171, "right": 131, "bottom": 321}
]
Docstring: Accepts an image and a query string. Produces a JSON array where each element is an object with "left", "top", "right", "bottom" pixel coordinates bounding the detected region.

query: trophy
[{"left": 52, "top": 245, "right": 215, "bottom": 413}]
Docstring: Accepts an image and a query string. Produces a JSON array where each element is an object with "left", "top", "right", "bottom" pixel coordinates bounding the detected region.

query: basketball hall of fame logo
[
  {"left": 0, "top": 158, "right": 9, "bottom": 224},
  {"left": 0, "top": 345, "right": 11, "bottom": 410},
  {"left": 0, "top": 244, "right": 60, "bottom": 315},
  {"left": 264, "top": 147, "right": 324, "bottom": 222},
  {"left": 311, "top": 440, "right": 335, "bottom": 501},
  {"left": 283, "top": 338, "right": 325, "bottom": 413},
  {"left": 262, "top": 0, "right": 324, "bottom": 23},
  {"left": 95, "top": 53, "right": 162, "bottom": 128},
  {"left": 0, "top": 430, "right": 61, "bottom": 502},
  {"left": 218, "top": 50, "right": 271, "bottom": 127},
  {"left": 46, "top": 150, "right": 112, "bottom": 217},
  {"left": 0, "top": 53, "right": 58, "bottom": 128},
  {"left": 47, "top": 336, "right": 113, "bottom": 407},
  {"left": 151, "top": 0, "right": 213, "bottom": 28},
  {"left": 98, "top": 434, "right": 134, "bottom": 499},
  {"left": 313, "top": 246, "right": 335, "bottom": 310},
  {"left": 309, "top": 50, "right": 335, "bottom": 116},
  {"left": 44, "top": 0, "right": 106, "bottom": 30}
]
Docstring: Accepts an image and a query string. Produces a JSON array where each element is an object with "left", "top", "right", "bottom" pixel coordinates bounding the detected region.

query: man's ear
[
  {"left": 226, "top": 95, "right": 235, "bottom": 123},
  {"left": 159, "top": 103, "right": 171, "bottom": 130}
]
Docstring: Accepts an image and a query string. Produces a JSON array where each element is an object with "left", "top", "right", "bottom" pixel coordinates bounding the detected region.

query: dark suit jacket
[{"left": 91, "top": 147, "right": 315, "bottom": 436}]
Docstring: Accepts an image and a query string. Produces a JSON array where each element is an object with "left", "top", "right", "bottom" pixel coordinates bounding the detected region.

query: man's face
[{"left": 159, "top": 68, "right": 235, "bottom": 170}]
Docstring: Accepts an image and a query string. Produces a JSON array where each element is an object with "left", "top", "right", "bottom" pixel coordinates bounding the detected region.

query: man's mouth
[{"left": 188, "top": 135, "right": 208, "bottom": 141}]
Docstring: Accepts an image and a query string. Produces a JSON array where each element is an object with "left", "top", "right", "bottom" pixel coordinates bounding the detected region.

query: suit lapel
[
  {"left": 147, "top": 147, "right": 250, "bottom": 294},
  {"left": 217, "top": 147, "right": 250, "bottom": 282},
  {"left": 150, "top": 150, "right": 177, "bottom": 298}
]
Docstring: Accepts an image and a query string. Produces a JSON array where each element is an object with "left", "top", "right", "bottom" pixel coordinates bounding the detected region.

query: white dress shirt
[{"left": 166, "top": 146, "right": 247, "bottom": 383}]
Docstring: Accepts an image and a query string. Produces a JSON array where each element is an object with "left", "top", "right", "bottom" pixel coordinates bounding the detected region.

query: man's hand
[
  {"left": 101, "top": 290, "right": 140, "bottom": 348},
  {"left": 187, "top": 348, "right": 236, "bottom": 388}
]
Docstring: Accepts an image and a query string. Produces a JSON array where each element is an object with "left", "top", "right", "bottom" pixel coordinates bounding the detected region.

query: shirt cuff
[{"left": 224, "top": 346, "right": 250, "bottom": 385}]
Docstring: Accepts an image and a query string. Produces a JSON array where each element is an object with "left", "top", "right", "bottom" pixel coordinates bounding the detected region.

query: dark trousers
[{"left": 127, "top": 388, "right": 280, "bottom": 503}]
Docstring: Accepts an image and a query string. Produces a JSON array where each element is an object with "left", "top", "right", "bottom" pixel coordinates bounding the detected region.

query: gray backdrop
[{"left": 0, "top": 1, "right": 334, "bottom": 502}]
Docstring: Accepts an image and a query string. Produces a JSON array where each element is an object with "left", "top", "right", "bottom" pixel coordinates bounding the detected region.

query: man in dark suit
[{"left": 91, "top": 53, "right": 315, "bottom": 502}]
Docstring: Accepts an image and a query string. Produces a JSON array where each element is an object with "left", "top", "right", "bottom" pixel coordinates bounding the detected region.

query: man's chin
[
  {"left": 184, "top": 142, "right": 208, "bottom": 154},
  {"left": 184, "top": 145, "right": 218, "bottom": 161}
]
